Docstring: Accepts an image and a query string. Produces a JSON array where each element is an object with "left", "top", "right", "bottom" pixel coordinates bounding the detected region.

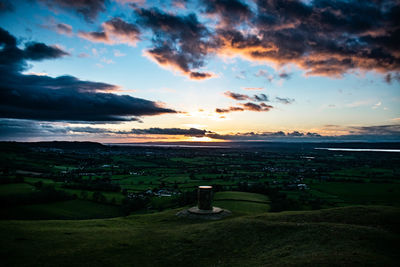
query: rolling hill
[{"left": 0, "top": 205, "right": 398, "bottom": 266}]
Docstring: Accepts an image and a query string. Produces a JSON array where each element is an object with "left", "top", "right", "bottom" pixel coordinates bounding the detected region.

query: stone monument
[{"left": 177, "top": 185, "right": 231, "bottom": 219}]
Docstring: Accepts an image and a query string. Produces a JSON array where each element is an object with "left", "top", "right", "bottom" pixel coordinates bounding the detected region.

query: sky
[{"left": 0, "top": 0, "right": 399, "bottom": 142}]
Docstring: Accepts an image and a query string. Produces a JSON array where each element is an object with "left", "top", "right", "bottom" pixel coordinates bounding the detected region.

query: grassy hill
[
  {"left": 1, "top": 200, "right": 124, "bottom": 220},
  {"left": 0, "top": 205, "right": 399, "bottom": 266},
  {"left": 213, "top": 191, "right": 271, "bottom": 215}
]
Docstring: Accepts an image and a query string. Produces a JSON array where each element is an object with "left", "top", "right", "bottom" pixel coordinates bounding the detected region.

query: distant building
[{"left": 297, "top": 184, "right": 309, "bottom": 190}]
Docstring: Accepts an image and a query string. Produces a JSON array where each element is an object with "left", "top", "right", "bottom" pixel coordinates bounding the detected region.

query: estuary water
[{"left": 315, "top": 148, "right": 400, "bottom": 153}]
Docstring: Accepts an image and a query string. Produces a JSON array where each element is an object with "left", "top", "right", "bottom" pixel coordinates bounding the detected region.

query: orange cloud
[{"left": 78, "top": 17, "right": 140, "bottom": 46}]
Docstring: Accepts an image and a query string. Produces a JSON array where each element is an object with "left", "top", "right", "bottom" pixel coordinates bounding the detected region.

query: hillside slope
[{"left": 0, "top": 206, "right": 399, "bottom": 266}]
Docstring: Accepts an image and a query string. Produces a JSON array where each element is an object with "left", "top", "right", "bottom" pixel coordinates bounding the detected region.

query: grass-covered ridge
[
  {"left": 2, "top": 200, "right": 123, "bottom": 220},
  {"left": 213, "top": 191, "right": 270, "bottom": 203},
  {"left": 213, "top": 191, "right": 271, "bottom": 215},
  {"left": 0, "top": 205, "right": 399, "bottom": 266}
]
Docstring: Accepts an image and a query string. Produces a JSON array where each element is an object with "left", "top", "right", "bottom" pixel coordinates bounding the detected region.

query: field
[
  {"left": 0, "top": 183, "right": 36, "bottom": 197},
  {"left": 0, "top": 206, "right": 398, "bottom": 266},
  {"left": 311, "top": 182, "right": 400, "bottom": 206},
  {"left": 0, "top": 142, "right": 399, "bottom": 218}
]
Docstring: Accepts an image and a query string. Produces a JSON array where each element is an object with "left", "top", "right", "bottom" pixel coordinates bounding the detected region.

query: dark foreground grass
[
  {"left": 1, "top": 200, "right": 123, "bottom": 220},
  {"left": 0, "top": 205, "right": 399, "bottom": 266},
  {"left": 311, "top": 182, "right": 400, "bottom": 206}
]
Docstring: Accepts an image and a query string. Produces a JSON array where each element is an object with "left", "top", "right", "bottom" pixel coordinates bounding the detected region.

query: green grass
[
  {"left": 59, "top": 188, "right": 125, "bottom": 204},
  {"left": 0, "top": 183, "right": 36, "bottom": 197},
  {"left": 23, "top": 177, "right": 56, "bottom": 185},
  {"left": 213, "top": 200, "right": 270, "bottom": 214},
  {"left": 52, "top": 165, "right": 78, "bottom": 171},
  {"left": 0, "top": 206, "right": 398, "bottom": 266},
  {"left": 330, "top": 167, "right": 395, "bottom": 179},
  {"left": 214, "top": 191, "right": 269, "bottom": 203},
  {"left": 312, "top": 182, "right": 400, "bottom": 206},
  {"left": 213, "top": 191, "right": 271, "bottom": 215},
  {"left": 117, "top": 175, "right": 162, "bottom": 187},
  {"left": 1, "top": 200, "right": 123, "bottom": 220},
  {"left": 150, "top": 196, "right": 179, "bottom": 211}
]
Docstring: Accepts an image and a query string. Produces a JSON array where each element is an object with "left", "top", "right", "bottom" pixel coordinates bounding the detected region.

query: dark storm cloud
[
  {"left": 24, "top": 42, "right": 69, "bottom": 61},
  {"left": 135, "top": 7, "right": 216, "bottom": 79},
  {"left": 0, "top": 72, "right": 176, "bottom": 121},
  {"left": 0, "top": 123, "right": 209, "bottom": 138},
  {"left": 104, "top": 17, "right": 140, "bottom": 38},
  {"left": 39, "top": 0, "right": 107, "bottom": 22},
  {"left": 0, "top": 27, "right": 69, "bottom": 73},
  {"left": 212, "top": 0, "right": 400, "bottom": 77},
  {"left": 78, "top": 17, "right": 140, "bottom": 46},
  {"left": 0, "top": 27, "right": 176, "bottom": 122},
  {"left": 33, "top": 0, "right": 400, "bottom": 78},
  {"left": 0, "top": 26, "right": 16, "bottom": 46},
  {"left": 125, "top": 127, "right": 208, "bottom": 137},
  {"left": 0, "top": 119, "right": 68, "bottom": 139},
  {"left": 201, "top": 0, "right": 252, "bottom": 26}
]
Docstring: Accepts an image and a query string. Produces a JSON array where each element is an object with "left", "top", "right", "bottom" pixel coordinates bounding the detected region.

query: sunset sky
[{"left": 0, "top": 0, "right": 399, "bottom": 142}]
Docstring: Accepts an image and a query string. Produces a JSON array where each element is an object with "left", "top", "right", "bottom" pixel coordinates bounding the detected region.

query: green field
[
  {"left": 24, "top": 177, "right": 56, "bottom": 185},
  {"left": 59, "top": 188, "right": 125, "bottom": 204},
  {"left": 214, "top": 191, "right": 269, "bottom": 203},
  {"left": 311, "top": 182, "right": 400, "bottom": 206},
  {"left": 0, "top": 183, "right": 36, "bottom": 197},
  {"left": 0, "top": 206, "right": 398, "bottom": 266},
  {"left": 330, "top": 167, "right": 395, "bottom": 180}
]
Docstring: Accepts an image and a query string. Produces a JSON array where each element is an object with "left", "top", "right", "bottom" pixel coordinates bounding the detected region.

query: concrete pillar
[{"left": 198, "top": 186, "right": 213, "bottom": 210}]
